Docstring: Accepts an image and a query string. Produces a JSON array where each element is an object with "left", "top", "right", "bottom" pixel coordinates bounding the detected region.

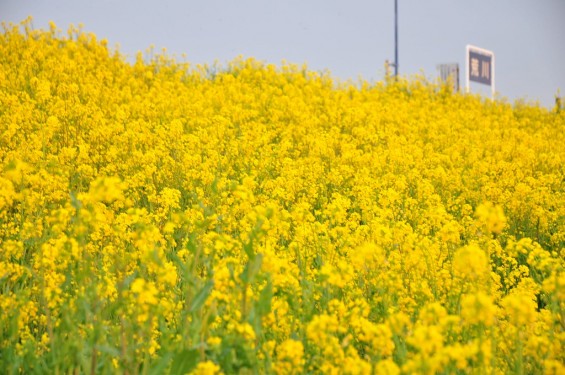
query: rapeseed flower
[{"left": 0, "top": 19, "right": 564, "bottom": 374}]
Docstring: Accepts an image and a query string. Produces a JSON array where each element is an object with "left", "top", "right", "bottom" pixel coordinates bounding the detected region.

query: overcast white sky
[{"left": 2, "top": 0, "right": 564, "bottom": 108}]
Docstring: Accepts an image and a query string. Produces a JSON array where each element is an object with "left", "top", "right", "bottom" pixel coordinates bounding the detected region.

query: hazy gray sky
[{"left": 2, "top": 0, "right": 564, "bottom": 107}]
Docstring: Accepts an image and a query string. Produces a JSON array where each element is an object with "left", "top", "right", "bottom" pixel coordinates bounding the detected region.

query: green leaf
[
  {"left": 94, "top": 345, "right": 120, "bottom": 357},
  {"left": 70, "top": 191, "right": 82, "bottom": 210},
  {"left": 256, "top": 277, "right": 273, "bottom": 317},
  {"left": 241, "top": 253, "right": 263, "bottom": 284},
  {"left": 243, "top": 239, "right": 255, "bottom": 260},
  {"left": 148, "top": 352, "right": 173, "bottom": 375},
  {"left": 170, "top": 349, "right": 199, "bottom": 375},
  {"left": 190, "top": 280, "right": 214, "bottom": 313}
]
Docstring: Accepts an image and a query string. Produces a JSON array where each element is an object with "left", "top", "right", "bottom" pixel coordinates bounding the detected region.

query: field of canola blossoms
[{"left": 1, "top": 20, "right": 565, "bottom": 374}]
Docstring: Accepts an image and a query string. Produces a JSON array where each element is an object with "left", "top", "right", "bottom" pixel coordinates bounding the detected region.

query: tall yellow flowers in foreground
[{"left": 1, "top": 19, "right": 564, "bottom": 374}]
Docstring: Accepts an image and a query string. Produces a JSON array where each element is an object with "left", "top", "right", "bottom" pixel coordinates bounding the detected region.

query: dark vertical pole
[{"left": 394, "top": 0, "right": 398, "bottom": 77}]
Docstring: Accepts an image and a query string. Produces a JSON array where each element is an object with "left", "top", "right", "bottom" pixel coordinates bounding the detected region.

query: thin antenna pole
[{"left": 394, "top": 0, "right": 398, "bottom": 76}]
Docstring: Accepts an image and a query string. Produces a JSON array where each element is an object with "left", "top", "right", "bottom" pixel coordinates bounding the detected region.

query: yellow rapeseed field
[{"left": 1, "top": 19, "right": 564, "bottom": 374}]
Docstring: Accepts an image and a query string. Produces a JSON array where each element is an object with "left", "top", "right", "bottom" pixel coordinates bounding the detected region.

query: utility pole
[{"left": 394, "top": 0, "right": 398, "bottom": 77}]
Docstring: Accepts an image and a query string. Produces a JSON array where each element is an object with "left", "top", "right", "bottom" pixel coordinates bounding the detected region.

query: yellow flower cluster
[{"left": 1, "top": 19, "right": 564, "bottom": 374}]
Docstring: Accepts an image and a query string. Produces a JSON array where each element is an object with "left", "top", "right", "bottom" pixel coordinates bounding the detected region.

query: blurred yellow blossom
[
  {"left": 460, "top": 292, "right": 496, "bottom": 326},
  {"left": 453, "top": 243, "right": 489, "bottom": 282},
  {"left": 274, "top": 339, "right": 305, "bottom": 375},
  {"left": 475, "top": 202, "right": 507, "bottom": 235}
]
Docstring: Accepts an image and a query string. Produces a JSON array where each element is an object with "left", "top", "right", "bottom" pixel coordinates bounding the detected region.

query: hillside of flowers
[{"left": 1, "top": 20, "right": 564, "bottom": 374}]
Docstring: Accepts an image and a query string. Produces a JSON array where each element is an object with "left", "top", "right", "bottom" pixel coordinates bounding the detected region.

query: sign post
[
  {"left": 437, "top": 63, "right": 460, "bottom": 92},
  {"left": 466, "top": 45, "right": 495, "bottom": 99}
]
